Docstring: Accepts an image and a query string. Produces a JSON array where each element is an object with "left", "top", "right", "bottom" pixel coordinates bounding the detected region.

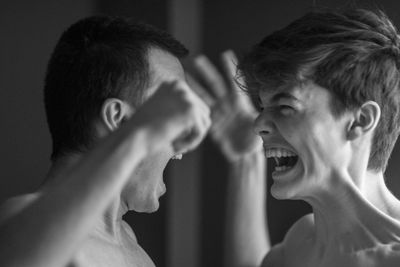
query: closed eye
[{"left": 278, "top": 105, "right": 295, "bottom": 115}]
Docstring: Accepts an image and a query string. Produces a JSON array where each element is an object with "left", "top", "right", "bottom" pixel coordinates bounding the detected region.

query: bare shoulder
[
  {"left": 262, "top": 214, "right": 315, "bottom": 267},
  {"left": 284, "top": 213, "right": 314, "bottom": 246},
  {"left": 261, "top": 243, "right": 284, "bottom": 267},
  {"left": 0, "top": 192, "right": 41, "bottom": 223}
]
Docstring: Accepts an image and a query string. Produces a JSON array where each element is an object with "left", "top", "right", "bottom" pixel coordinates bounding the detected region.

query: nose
[{"left": 253, "top": 112, "right": 274, "bottom": 137}]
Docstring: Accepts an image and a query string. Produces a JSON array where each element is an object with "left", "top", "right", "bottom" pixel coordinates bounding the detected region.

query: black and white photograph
[{"left": 1, "top": 1, "right": 400, "bottom": 266}]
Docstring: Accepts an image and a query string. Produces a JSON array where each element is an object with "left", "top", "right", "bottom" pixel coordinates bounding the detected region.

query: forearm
[
  {"left": 224, "top": 150, "right": 270, "bottom": 267},
  {"left": 0, "top": 125, "right": 148, "bottom": 267}
]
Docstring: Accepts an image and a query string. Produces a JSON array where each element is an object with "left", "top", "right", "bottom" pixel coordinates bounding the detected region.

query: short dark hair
[
  {"left": 239, "top": 8, "right": 400, "bottom": 172},
  {"left": 44, "top": 16, "right": 188, "bottom": 160}
]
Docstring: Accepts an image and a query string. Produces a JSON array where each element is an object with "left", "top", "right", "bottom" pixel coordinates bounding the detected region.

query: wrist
[
  {"left": 228, "top": 149, "right": 266, "bottom": 182},
  {"left": 224, "top": 145, "right": 264, "bottom": 163}
]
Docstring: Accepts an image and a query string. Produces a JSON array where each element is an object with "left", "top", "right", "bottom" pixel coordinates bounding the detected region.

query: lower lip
[
  {"left": 271, "top": 161, "right": 299, "bottom": 180},
  {"left": 272, "top": 167, "right": 293, "bottom": 178}
]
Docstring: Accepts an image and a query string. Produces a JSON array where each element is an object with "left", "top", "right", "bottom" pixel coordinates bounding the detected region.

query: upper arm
[{"left": 0, "top": 193, "right": 39, "bottom": 224}]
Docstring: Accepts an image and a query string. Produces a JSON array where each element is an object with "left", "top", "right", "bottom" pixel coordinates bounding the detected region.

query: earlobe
[
  {"left": 347, "top": 101, "right": 381, "bottom": 140},
  {"left": 101, "top": 98, "right": 132, "bottom": 131}
]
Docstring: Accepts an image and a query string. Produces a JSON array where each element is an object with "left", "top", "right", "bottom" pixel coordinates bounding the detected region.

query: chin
[
  {"left": 270, "top": 183, "right": 291, "bottom": 200},
  {"left": 131, "top": 198, "right": 160, "bottom": 213},
  {"left": 142, "top": 202, "right": 160, "bottom": 213},
  {"left": 270, "top": 180, "right": 304, "bottom": 200}
]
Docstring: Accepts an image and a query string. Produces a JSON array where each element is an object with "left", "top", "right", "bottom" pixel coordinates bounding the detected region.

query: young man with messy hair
[{"left": 222, "top": 8, "right": 400, "bottom": 267}]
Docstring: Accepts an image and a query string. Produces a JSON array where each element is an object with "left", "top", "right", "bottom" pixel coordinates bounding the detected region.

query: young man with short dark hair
[
  {"left": 0, "top": 15, "right": 260, "bottom": 267},
  {"left": 0, "top": 16, "right": 213, "bottom": 267}
]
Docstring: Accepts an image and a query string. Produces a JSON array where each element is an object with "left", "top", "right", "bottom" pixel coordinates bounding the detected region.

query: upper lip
[{"left": 262, "top": 139, "right": 297, "bottom": 155}]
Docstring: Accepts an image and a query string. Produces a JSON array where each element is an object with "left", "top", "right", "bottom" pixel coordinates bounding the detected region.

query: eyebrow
[{"left": 270, "top": 92, "right": 299, "bottom": 103}]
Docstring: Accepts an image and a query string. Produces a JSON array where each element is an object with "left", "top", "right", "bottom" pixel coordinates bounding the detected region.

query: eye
[{"left": 278, "top": 105, "right": 295, "bottom": 115}]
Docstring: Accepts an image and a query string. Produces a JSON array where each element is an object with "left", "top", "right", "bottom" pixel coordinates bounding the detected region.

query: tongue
[
  {"left": 274, "top": 157, "right": 288, "bottom": 166},
  {"left": 274, "top": 156, "right": 298, "bottom": 167}
]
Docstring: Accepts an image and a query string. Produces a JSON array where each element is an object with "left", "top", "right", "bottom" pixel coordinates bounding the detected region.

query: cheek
[
  {"left": 281, "top": 115, "right": 332, "bottom": 160},
  {"left": 301, "top": 116, "right": 346, "bottom": 169},
  {"left": 134, "top": 151, "right": 170, "bottom": 177},
  {"left": 124, "top": 151, "right": 171, "bottom": 193}
]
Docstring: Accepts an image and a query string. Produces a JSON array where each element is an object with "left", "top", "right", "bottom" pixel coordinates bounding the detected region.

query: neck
[
  {"left": 305, "top": 170, "right": 400, "bottom": 253},
  {"left": 95, "top": 197, "right": 129, "bottom": 239},
  {"left": 43, "top": 154, "right": 129, "bottom": 240}
]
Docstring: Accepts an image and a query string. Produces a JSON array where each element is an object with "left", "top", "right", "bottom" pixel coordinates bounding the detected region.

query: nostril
[
  {"left": 253, "top": 114, "right": 273, "bottom": 136},
  {"left": 259, "top": 130, "right": 270, "bottom": 135}
]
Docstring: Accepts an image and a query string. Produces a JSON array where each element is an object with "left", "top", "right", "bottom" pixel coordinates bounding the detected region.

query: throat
[
  {"left": 95, "top": 197, "right": 128, "bottom": 240},
  {"left": 309, "top": 176, "right": 400, "bottom": 252}
]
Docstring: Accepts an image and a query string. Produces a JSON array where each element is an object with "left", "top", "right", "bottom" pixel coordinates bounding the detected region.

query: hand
[
  {"left": 132, "top": 80, "right": 211, "bottom": 155},
  {"left": 187, "top": 50, "right": 262, "bottom": 161}
]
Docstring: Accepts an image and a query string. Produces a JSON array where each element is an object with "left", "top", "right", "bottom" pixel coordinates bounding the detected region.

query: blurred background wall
[{"left": 1, "top": 1, "right": 400, "bottom": 267}]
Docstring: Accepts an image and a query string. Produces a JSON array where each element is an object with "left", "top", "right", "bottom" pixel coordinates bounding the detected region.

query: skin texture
[
  {"left": 0, "top": 48, "right": 257, "bottom": 267},
  {"left": 257, "top": 82, "right": 400, "bottom": 267},
  {"left": 188, "top": 51, "right": 270, "bottom": 267},
  {"left": 195, "top": 52, "right": 400, "bottom": 266},
  {"left": 0, "top": 47, "right": 211, "bottom": 267}
]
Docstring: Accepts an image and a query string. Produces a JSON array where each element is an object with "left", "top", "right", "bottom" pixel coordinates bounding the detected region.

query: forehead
[
  {"left": 145, "top": 47, "right": 185, "bottom": 97},
  {"left": 259, "top": 81, "right": 332, "bottom": 104}
]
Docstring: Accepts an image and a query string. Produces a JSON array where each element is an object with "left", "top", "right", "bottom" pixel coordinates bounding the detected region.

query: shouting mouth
[{"left": 265, "top": 147, "right": 299, "bottom": 176}]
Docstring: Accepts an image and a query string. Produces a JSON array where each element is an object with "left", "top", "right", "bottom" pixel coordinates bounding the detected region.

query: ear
[
  {"left": 100, "top": 98, "right": 133, "bottom": 132},
  {"left": 347, "top": 101, "right": 381, "bottom": 140}
]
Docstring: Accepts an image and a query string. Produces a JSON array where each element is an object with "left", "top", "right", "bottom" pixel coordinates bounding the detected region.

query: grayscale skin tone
[
  {"left": 0, "top": 47, "right": 212, "bottom": 267},
  {"left": 0, "top": 47, "right": 262, "bottom": 267},
  {"left": 195, "top": 51, "right": 400, "bottom": 267},
  {"left": 188, "top": 51, "right": 269, "bottom": 267}
]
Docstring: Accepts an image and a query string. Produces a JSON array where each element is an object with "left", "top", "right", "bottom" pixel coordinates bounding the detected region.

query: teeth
[
  {"left": 265, "top": 148, "right": 297, "bottom": 158},
  {"left": 265, "top": 148, "right": 298, "bottom": 173},
  {"left": 171, "top": 154, "right": 183, "bottom": 160}
]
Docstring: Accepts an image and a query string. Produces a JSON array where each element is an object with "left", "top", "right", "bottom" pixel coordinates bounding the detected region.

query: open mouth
[{"left": 265, "top": 147, "right": 298, "bottom": 174}]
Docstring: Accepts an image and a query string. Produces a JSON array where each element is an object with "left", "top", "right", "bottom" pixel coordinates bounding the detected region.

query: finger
[
  {"left": 175, "top": 104, "right": 211, "bottom": 154},
  {"left": 199, "top": 100, "right": 211, "bottom": 120},
  {"left": 220, "top": 50, "right": 239, "bottom": 91},
  {"left": 193, "top": 55, "right": 227, "bottom": 98},
  {"left": 236, "top": 88, "right": 258, "bottom": 115},
  {"left": 222, "top": 50, "right": 248, "bottom": 91},
  {"left": 181, "top": 78, "right": 212, "bottom": 119},
  {"left": 220, "top": 51, "right": 258, "bottom": 115},
  {"left": 186, "top": 73, "right": 216, "bottom": 108},
  {"left": 172, "top": 117, "right": 208, "bottom": 154}
]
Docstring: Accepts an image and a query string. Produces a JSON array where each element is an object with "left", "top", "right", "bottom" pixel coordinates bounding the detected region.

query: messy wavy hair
[{"left": 239, "top": 8, "right": 400, "bottom": 171}]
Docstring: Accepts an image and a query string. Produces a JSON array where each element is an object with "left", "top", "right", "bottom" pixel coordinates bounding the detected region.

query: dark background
[{"left": 1, "top": 1, "right": 400, "bottom": 267}]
